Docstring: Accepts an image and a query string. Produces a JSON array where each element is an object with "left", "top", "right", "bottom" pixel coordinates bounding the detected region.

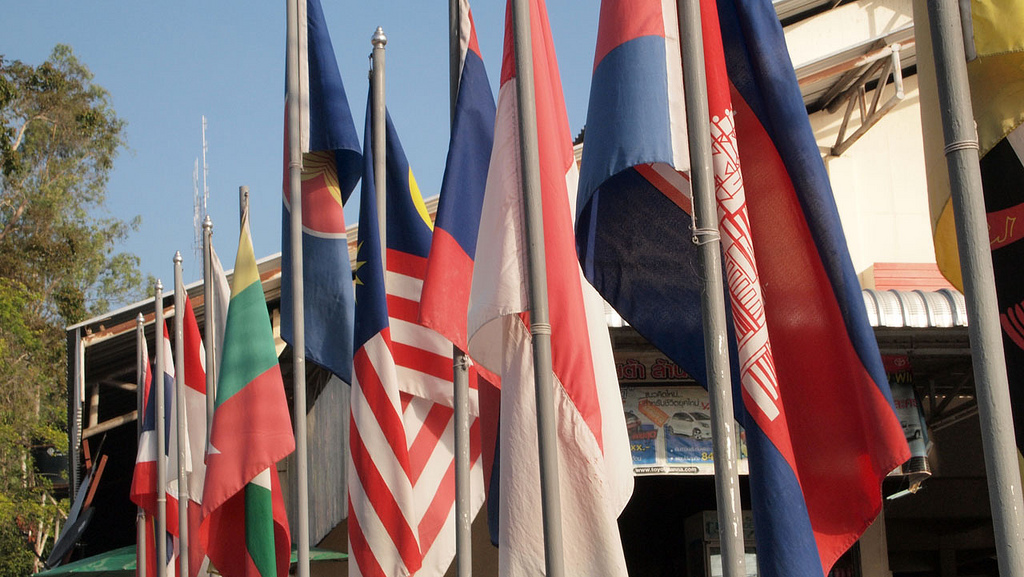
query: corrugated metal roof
[
  {"left": 863, "top": 289, "right": 968, "bottom": 328},
  {"left": 605, "top": 289, "right": 969, "bottom": 330}
]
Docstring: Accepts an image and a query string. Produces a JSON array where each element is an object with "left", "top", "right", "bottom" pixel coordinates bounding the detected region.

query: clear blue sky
[{"left": 3, "top": 1, "right": 599, "bottom": 290}]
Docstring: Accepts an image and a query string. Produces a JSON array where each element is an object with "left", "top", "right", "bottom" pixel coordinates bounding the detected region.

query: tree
[{"left": 0, "top": 45, "right": 145, "bottom": 573}]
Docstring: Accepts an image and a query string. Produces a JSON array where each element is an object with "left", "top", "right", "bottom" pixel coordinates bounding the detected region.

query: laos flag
[
  {"left": 575, "top": 1, "right": 910, "bottom": 576},
  {"left": 281, "top": 0, "right": 362, "bottom": 384},
  {"left": 419, "top": 0, "right": 496, "bottom": 353}
]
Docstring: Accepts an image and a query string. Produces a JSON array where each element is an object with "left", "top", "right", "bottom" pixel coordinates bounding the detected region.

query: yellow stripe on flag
[
  {"left": 408, "top": 167, "right": 434, "bottom": 231},
  {"left": 933, "top": 199, "right": 963, "bottom": 292},
  {"left": 232, "top": 212, "right": 260, "bottom": 299},
  {"left": 971, "top": 0, "right": 1024, "bottom": 57},
  {"left": 968, "top": 50, "right": 1024, "bottom": 156},
  {"left": 916, "top": 0, "right": 1024, "bottom": 291}
]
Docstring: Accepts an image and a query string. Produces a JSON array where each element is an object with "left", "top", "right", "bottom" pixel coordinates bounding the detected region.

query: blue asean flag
[
  {"left": 576, "top": 1, "right": 910, "bottom": 575},
  {"left": 281, "top": 0, "right": 361, "bottom": 384}
]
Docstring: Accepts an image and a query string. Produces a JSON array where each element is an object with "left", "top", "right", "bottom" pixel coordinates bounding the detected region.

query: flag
[
  {"left": 200, "top": 208, "right": 295, "bottom": 577},
  {"left": 129, "top": 322, "right": 178, "bottom": 573},
  {"left": 347, "top": 94, "right": 485, "bottom": 577},
  {"left": 280, "top": 0, "right": 362, "bottom": 384},
  {"left": 208, "top": 243, "right": 231, "bottom": 384},
  {"left": 575, "top": 0, "right": 910, "bottom": 575},
  {"left": 917, "top": 0, "right": 1024, "bottom": 480},
  {"left": 163, "top": 322, "right": 187, "bottom": 541},
  {"left": 132, "top": 333, "right": 157, "bottom": 577},
  {"left": 466, "top": 0, "right": 634, "bottom": 575},
  {"left": 419, "top": 0, "right": 497, "bottom": 352},
  {"left": 922, "top": 0, "right": 1024, "bottom": 291},
  {"left": 131, "top": 332, "right": 157, "bottom": 519},
  {"left": 178, "top": 290, "right": 210, "bottom": 577},
  {"left": 416, "top": 0, "right": 501, "bottom": 545},
  {"left": 346, "top": 110, "right": 419, "bottom": 577}
]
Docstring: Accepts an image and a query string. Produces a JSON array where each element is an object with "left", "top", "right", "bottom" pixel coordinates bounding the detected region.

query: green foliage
[
  {"left": 0, "top": 523, "right": 35, "bottom": 577},
  {"left": 0, "top": 45, "right": 145, "bottom": 568}
]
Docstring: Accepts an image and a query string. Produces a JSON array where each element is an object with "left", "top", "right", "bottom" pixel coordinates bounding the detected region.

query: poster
[
  {"left": 883, "top": 354, "right": 931, "bottom": 479},
  {"left": 622, "top": 385, "right": 749, "bottom": 476}
]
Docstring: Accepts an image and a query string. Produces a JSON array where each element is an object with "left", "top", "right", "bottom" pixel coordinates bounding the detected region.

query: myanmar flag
[{"left": 200, "top": 207, "right": 295, "bottom": 577}]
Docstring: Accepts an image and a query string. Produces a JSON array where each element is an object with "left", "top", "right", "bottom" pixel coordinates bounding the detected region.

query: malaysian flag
[{"left": 348, "top": 99, "right": 483, "bottom": 577}]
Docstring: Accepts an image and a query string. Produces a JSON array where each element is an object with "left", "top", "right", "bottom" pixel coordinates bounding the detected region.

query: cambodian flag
[
  {"left": 280, "top": 0, "right": 361, "bottom": 384},
  {"left": 575, "top": 1, "right": 910, "bottom": 575}
]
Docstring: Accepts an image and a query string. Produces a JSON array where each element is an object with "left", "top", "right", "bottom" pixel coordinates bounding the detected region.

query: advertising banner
[
  {"left": 883, "top": 354, "right": 931, "bottom": 480},
  {"left": 622, "top": 386, "right": 748, "bottom": 476}
]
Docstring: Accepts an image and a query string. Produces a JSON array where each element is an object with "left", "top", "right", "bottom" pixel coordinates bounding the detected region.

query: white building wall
[
  {"left": 809, "top": 77, "right": 936, "bottom": 275},
  {"left": 781, "top": 0, "right": 937, "bottom": 279}
]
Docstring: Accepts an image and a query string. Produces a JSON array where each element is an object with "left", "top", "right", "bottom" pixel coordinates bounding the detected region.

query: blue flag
[
  {"left": 576, "top": 1, "right": 910, "bottom": 575},
  {"left": 280, "top": 0, "right": 361, "bottom": 384}
]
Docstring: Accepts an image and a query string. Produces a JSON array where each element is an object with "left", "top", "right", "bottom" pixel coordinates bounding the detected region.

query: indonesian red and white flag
[{"left": 466, "top": 0, "right": 634, "bottom": 575}]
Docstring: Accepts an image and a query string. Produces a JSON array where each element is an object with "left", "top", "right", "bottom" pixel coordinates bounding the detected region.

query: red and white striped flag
[{"left": 348, "top": 102, "right": 484, "bottom": 577}]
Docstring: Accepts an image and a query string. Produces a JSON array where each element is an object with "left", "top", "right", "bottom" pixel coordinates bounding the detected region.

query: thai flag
[
  {"left": 465, "top": 0, "right": 634, "bottom": 575},
  {"left": 129, "top": 325, "right": 177, "bottom": 574},
  {"left": 280, "top": 0, "right": 362, "bottom": 384},
  {"left": 575, "top": 0, "right": 910, "bottom": 575},
  {"left": 131, "top": 333, "right": 157, "bottom": 577},
  {"left": 160, "top": 322, "right": 184, "bottom": 573}
]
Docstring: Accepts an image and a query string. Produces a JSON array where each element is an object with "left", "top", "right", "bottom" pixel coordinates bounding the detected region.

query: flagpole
[
  {"left": 286, "top": 0, "right": 313, "bottom": 570},
  {"left": 676, "top": 1, "right": 747, "bottom": 576},
  {"left": 202, "top": 216, "right": 216, "bottom": 453},
  {"left": 924, "top": 3, "right": 1024, "bottom": 574},
  {"left": 448, "top": 2, "right": 474, "bottom": 575},
  {"left": 173, "top": 253, "right": 190, "bottom": 577},
  {"left": 154, "top": 280, "right": 168, "bottom": 577},
  {"left": 372, "top": 27, "right": 387, "bottom": 273},
  {"left": 509, "top": 1, "right": 565, "bottom": 575},
  {"left": 136, "top": 313, "right": 148, "bottom": 577}
]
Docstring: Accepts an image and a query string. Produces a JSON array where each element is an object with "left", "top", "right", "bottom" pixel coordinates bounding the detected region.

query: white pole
[
  {"left": 154, "top": 281, "right": 168, "bottom": 577},
  {"left": 448, "top": 3, "right": 473, "bottom": 575},
  {"left": 173, "top": 253, "right": 189, "bottom": 577},
  {"left": 509, "top": 1, "right": 564, "bottom": 574},
  {"left": 924, "top": 3, "right": 1024, "bottom": 573},
  {"left": 286, "top": 0, "right": 312, "bottom": 570},
  {"left": 136, "top": 313, "right": 148, "bottom": 577}
]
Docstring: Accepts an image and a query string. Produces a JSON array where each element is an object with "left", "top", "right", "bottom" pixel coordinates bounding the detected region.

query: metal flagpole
[
  {"left": 136, "top": 313, "right": 148, "bottom": 577},
  {"left": 924, "top": 3, "right": 1024, "bottom": 574},
  {"left": 372, "top": 27, "right": 387, "bottom": 272},
  {"left": 509, "top": 1, "right": 564, "bottom": 576},
  {"left": 676, "top": 1, "right": 747, "bottom": 576},
  {"left": 239, "top": 186, "right": 250, "bottom": 226},
  {"left": 448, "top": 2, "right": 473, "bottom": 575},
  {"left": 154, "top": 281, "right": 168, "bottom": 577},
  {"left": 287, "top": 1, "right": 313, "bottom": 567},
  {"left": 203, "top": 216, "right": 216, "bottom": 453},
  {"left": 173, "top": 253, "right": 189, "bottom": 577}
]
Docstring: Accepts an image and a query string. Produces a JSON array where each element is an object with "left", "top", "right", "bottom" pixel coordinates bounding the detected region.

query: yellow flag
[{"left": 917, "top": 0, "right": 1024, "bottom": 291}]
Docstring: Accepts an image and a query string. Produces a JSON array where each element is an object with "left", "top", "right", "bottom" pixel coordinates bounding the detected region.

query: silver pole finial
[
  {"left": 372, "top": 26, "right": 387, "bottom": 47},
  {"left": 173, "top": 251, "right": 183, "bottom": 264}
]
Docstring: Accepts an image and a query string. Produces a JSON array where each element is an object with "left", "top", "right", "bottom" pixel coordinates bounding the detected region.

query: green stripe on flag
[
  {"left": 216, "top": 281, "right": 280, "bottom": 405},
  {"left": 245, "top": 478, "right": 276, "bottom": 577}
]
